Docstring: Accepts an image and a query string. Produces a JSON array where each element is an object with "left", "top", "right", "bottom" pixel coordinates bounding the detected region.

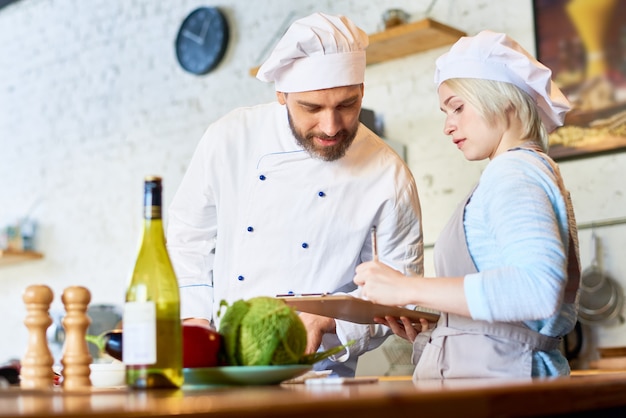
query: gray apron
[{"left": 413, "top": 148, "right": 580, "bottom": 379}]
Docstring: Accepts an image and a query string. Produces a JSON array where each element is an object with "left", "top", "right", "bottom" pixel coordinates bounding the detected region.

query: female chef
[{"left": 354, "top": 30, "right": 581, "bottom": 379}]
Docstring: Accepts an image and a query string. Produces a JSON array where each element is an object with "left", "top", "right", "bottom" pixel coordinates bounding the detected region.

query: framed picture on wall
[{"left": 533, "top": 0, "right": 626, "bottom": 161}]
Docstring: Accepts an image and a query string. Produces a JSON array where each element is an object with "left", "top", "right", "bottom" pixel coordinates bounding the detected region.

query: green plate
[{"left": 183, "top": 364, "right": 312, "bottom": 386}]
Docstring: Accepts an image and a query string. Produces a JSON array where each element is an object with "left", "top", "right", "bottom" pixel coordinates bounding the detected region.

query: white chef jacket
[{"left": 167, "top": 102, "right": 423, "bottom": 376}]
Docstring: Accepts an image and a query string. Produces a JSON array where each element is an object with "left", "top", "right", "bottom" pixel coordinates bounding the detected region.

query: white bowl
[{"left": 90, "top": 361, "right": 125, "bottom": 387}]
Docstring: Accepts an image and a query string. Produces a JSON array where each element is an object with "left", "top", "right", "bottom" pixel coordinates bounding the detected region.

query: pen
[
  {"left": 371, "top": 226, "right": 378, "bottom": 262},
  {"left": 275, "top": 293, "right": 328, "bottom": 297},
  {"left": 306, "top": 376, "right": 379, "bottom": 385}
]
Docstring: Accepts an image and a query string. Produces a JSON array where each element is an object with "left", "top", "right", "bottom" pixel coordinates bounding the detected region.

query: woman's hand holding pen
[
  {"left": 362, "top": 226, "right": 419, "bottom": 307},
  {"left": 356, "top": 259, "right": 471, "bottom": 319},
  {"left": 354, "top": 260, "right": 416, "bottom": 307},
  {"left": 354, "top": 261, "right": 429, "bottom": 342}
]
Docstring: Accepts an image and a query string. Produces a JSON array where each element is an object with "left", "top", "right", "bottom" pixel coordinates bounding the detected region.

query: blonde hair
[{"left": 442, "top": 78, "right": 548, "bottom": 151}]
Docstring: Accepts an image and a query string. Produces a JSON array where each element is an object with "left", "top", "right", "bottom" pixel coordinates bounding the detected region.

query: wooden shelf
[
  {"left": 249, "top": 18, "right": 465, "bottom": 77},
  {"left": 0, "top": 249, "right": 44, "bottom": 267},
  {"left": 366, "top": 18, "right": 466, "bottom": 65}
]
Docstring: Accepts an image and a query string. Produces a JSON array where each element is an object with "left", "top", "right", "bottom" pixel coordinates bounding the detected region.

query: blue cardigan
[{"left": 463, "top": 148, "right": 578, "bottom": 376}]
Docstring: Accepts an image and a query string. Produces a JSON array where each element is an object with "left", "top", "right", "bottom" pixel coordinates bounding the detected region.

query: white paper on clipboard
[{"left": 276, "top": 294, "right": 440, "bottom": 324}]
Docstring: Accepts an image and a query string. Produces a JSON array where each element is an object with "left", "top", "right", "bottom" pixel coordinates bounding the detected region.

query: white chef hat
[
  {"left": 434, "top": 30, "right": 570, "bottom": 133},
  {"left": 256, "top": 12, "right": 368, "bottom": 93}
]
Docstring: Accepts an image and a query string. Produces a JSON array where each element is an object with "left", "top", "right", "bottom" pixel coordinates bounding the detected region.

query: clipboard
[{"left": 276, "top": 294, "right": 440, "bottom": 324}]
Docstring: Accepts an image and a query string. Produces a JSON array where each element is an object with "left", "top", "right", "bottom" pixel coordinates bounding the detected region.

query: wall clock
[{"left": 175, "top": 7, "right": 229, "bottom": 75}]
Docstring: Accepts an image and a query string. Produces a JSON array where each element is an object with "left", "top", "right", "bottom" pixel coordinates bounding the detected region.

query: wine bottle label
[
  {"left": 123, "top": 301, "right": 157, "bottom": 365},
  {"left": 144, "top": 205, "right": 161, "bottom": 220}
]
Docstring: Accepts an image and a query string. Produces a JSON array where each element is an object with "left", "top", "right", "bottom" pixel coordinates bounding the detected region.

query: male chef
[{"left": 166, "top": 12, "right": 423, "bottom": 377}]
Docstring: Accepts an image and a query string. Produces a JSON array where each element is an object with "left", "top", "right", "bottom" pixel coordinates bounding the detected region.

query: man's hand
[{"left": 298, "top": 312, "right": 336, "bottom": 354}]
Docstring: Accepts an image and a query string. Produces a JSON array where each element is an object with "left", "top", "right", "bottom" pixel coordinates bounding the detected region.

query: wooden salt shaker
[
  {"left": 61, "top": 286, "right": 92, "bottom": 389},
  {"left": 21, "top": 284, "right": 55, "bottom": 389}
]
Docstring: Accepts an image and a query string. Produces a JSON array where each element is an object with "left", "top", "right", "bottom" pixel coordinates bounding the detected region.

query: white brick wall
[{"left": 1, "top": 0, "right": 625, "bottom": 371}]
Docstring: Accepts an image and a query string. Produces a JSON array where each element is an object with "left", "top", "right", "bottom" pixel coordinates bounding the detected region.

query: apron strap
[{"left": 517, "top": 146, "right": 581, "bottom": 304}]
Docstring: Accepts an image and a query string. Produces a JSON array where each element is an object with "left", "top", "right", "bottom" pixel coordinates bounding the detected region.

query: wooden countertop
[{"left": 2, "top": 372, "right": 626, "bottom": 418}]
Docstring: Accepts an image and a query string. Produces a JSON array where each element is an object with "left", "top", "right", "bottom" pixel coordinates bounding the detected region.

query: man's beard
[{"left": 287, "top": 110, "right": 358, "bottom": 162}]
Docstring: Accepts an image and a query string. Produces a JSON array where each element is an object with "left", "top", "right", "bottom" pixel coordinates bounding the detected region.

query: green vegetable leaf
[
  {"left": 218, "top": 299, "right": 252, "bottom": 366},
  {"left": 299, "top": 339, "right": 355, "bottom": 365},
  {"left": 218, "top": 297, "right": 355, "bottom": 368},
  {"left": 85, "top": 333, "right": 105, "bottom": 353}
]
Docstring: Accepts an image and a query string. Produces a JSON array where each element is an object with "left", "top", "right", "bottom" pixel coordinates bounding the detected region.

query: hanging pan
[{"left": 578, "top": 232, "right": 624, "bottom": 324}]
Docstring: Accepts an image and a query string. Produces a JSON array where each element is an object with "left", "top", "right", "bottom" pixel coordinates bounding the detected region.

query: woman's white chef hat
[
  {"left": 434, "top": 30, "right": 570, "bottom": 133},
  {"left": 256, "top": 12, "right": 368, "bottom": 93}
]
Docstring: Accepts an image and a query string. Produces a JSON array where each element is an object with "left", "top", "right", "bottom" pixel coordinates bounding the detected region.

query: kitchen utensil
[
  {"left": 89, "top": 361, "right": 125, "bottom": 387},
  {"left": 48, "top": 304, "right": 122, "bottom": 362},
  {"left": 578, "top": 232, "right": 624, "bottom": 324},
  {"left": 382, "top": 9, "right": 410, "bottom": 29}
]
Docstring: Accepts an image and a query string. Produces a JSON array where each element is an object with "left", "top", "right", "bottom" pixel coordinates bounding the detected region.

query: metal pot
[{"left": 578, "top": 233, "right": 624, "bottom": 324}]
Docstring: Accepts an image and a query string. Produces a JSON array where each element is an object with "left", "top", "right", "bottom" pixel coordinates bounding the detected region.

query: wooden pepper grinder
[
  {"left": 21, "top": 284, "right": 55, "bottom": 389},
  {"left": 61, "top": 286, "right": 92, "bottom": 389}
]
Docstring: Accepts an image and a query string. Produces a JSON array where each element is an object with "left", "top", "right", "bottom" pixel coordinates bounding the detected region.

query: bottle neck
[
  {"left": 141, "top": 179, "right": 165, "bottom": 243},
  {"left": 143, "top": 179, "right": 163, "bottom": 220},
  {"left": 144, "top": 204, "right": 162, "bottom": 220},
  {"left": 141, "top": 207, "right": 166, "bottom": 247}
]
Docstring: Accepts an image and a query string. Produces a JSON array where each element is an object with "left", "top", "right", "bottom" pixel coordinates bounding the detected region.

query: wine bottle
[{"left": 123, "top": 176, "right": 183, "bottom": 389}]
